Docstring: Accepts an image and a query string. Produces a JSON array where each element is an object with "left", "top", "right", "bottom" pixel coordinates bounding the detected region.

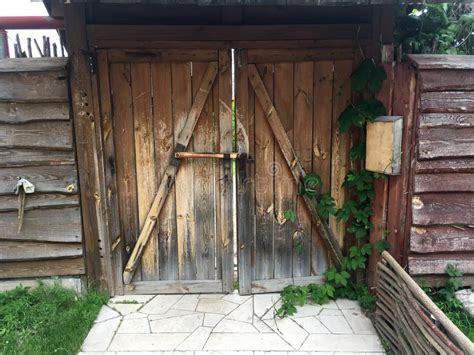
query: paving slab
[
  {"left": 455, "top": 289, "right": 474, "bottom": 316},
  {"left": 82, "top": 295, "right": 381, "bottom": 354}
]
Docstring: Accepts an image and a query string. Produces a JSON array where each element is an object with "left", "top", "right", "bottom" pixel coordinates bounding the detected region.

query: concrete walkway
[{"left": 79, "top": 292, "right": 384, "bottom": 354}]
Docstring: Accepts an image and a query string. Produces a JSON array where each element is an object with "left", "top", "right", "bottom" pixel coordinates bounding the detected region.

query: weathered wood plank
[
  {"left": 414, "top": 173, "right": 474, "bottom": 193},
  {"left": 0, "top": 241, "right": 83, "bottom": 261},
  {"left": 0, "top": 102, "right": 69, "bottom": 123},
  {"left": 0, "top": 121, "right": 73, "bottom": 150},
  {"left": 0, "top": 148, "right": 75, "bottom": 168},
  {"left": 96, "top": 50, "right": 123, "bottom": 295},
  {"left": 311, "top": 60, "right": 333, "bottom": 275},
  {"left": 293, "top": 61, "right": 313, "bottom": 277},
  {"left": 0, "top": 193, "right": 79, "bottom": 212},
  {"left": 418, "top": 128, "right": 474, "bottom": 160},
  {"left": 0, "top": 165, "right": 78, "bottom": 194},
  {"left": 108, "top": 49, "right": 218, "bottom": 63},
  {"left": 412, "top": 193, "right": 474, "bottom": 225},
  {"left": 236, "top": 50, "right": 254, "bottom": 294},
  {"left": 88, "top": 24, "right": 372, "bottom": 43},
  {"left": 248, "top": 63, "right": 343, "bottom": 266},
  {"left": 273, "top": 62, "right": 294, "bottom": 279},
  {"left": 192, "top": 62, "right": 217, "bottom": 280},
  {"left": 415, "top": 158, "right": 474, "bottom": 174},
  {"left": 408, "top": 254, "right": 474, "bottom": 275},
  {"left": 152, "top": 62, "right": 178, "bottom": 281},
  {"left": 110, "top": 63, "right": 141, "bottom": 281},
  {"left": 251, "top": 275, "right": 325, "bottom": 294},
  {"left": 125, "top": 279, "right": 223, "bottom": 294},
  {"left": 0, "top": 257, "right": 85, "bottom": 279},
  {"left": 410, "top": 226, "right": 474, "bottom": 253},
  {"left": 247, "top": 48, "right": 354, "bottom": 63},
  {"left": 0, "top": 71, "right": 67, "bottom": 102},
  {"left": 419, "top": 113, "right": 474, "bottom": 128},
  {"left": 218, "top": 49, "right": 234, "bottom": 292},
  {"left": 254, "top": 63, "right": 275, "bottom": 281},
  {"left": 408, "top": 54, "right": 474, "bottom": 70},
  {"left": 330, "top": 60, "right": 351, "bottom": 247},
  {"left": 0, "top": 207, "right": 82, "bottom": 243},
  {"left": 0, "top": 58, "right": 67, "bottom": 72},
  {"left": 131, "top": 62, "right": 158, "bottom": 281},
  {"left": 420, "top": 91, "right": 474, "bottom": 113},
  {"left": 173, "top": 61, "right": 196, "bottom": 281},
  {"left": 122, "top": 62, "right": 218, "bottom": 284},
  {"left": 418, "top": 70, "right": 474, "bottom": 92}
]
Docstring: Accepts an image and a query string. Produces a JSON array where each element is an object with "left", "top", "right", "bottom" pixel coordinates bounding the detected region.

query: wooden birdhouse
[{"left": 365, "top": 116, "right": 403, "bottom": 175}]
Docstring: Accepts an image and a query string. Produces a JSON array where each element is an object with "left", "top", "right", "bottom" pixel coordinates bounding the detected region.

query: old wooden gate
[
  {"left": 235, "top": 49, "right": 353, "bottom": 294},
  {"left": 97, "top": 49, "right": 233, "bottom": 294},
  {"left": 97, "top": 45, "right": 352, "bottom": 294}
]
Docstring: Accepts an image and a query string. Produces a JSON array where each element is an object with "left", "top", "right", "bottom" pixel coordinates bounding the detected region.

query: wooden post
[{"left": 64, "top": 3, "right": 110, "bottom": 290}]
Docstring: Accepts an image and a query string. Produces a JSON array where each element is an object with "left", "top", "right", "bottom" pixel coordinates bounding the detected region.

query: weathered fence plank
[
  {"left": 0, "top": 257, "right": 85, "bottom": 279},
  {"left": 0, "top": 241, "right": 83, "bottom": 261},
  {"left": 0, "top": 148, "right": 75, "bottom": 168},
  {"left": 0, "top": 193, "right": 79, "bottom": 212},
  {"left": 0, "top": 165, "right": 78, "bottom": 194},
  {"left": 419, "top": 70, "right": 474, "bottom": 91},
  {"left": 0, "top": 102, "right": 69, "bottom": 123},
  {"left": 412, "top": 193, "right": 474, "bottom": 225},
  {"left": 418, "top": 127, "right": 474, "bottom": 160},
  {"left": 0, "top": 71, "right": 68, "bottom": 101},
  {"left": 420, "top": 91, "right": 474, "bottom": 113},
  {"left": 0, "top": 207, "right": 82, "bottom": 243},
  {"left": 0, "top": 121, "right": 73, "bottom": 150},
  {"left": 410, "top": 226, "right": 474, "bottom": 253},
  {"left": 414, "top": 173, "right": 474, "bottom": 193},
  {"left": 419, "top": 113, "right": 474, "bottom": 128}
]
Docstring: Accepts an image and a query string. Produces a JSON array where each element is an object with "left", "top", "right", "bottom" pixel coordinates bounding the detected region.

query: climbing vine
[{"left": 278, "top": 58, "right": 393, "bottom": 317}]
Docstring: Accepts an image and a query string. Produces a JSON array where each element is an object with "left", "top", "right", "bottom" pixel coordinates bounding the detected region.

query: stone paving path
[{"left": 79, "top": 292, "right": 384, "bottom": 355}]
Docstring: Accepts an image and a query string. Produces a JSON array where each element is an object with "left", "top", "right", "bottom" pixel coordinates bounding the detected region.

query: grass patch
[
  {"left": 424, "top": 287, "right": 474, "bottom": 342},
  {"left": 0, "top": 282, "right": 108, "bottom": 355}
]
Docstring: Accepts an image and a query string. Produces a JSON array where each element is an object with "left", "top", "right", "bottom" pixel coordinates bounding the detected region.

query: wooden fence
[
  {"left": 375, "top": 251, "right": 474, "bottom": 354},
  {"left": 0, "top": 58, "right": 84, "bottom": 290}
]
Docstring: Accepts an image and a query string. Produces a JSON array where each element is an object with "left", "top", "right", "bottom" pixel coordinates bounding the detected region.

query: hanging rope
[{"left": 13, "top": 177, "right": 35, "bottom": 233}]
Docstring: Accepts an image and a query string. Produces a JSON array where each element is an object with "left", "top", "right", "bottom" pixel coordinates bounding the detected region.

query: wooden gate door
[
  {"left": 235, "top": 48, "right": 352, "bottom": 294},
  {"left": 97, "top": 49, "right": 233, "bottom": 294}
]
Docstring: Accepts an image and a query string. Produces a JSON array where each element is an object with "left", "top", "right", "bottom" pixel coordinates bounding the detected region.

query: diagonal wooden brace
[
  {"left": 247, "top": 64, "right": 343, "bottom": 267},
  {"left": 123, "top": 62, "right": 219, "bottom": 285}
]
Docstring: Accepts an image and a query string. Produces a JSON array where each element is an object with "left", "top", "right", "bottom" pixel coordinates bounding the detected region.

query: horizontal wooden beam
[
  {"left": 0, "top": 193, "right": 79, "bottom": 212},
  {"left": 247, "top": 48, "right": 354, "bottom": 63},
  {"left": 88, "top": 24, "right": 372, "bottom": 45},
  {"left": 107, "top": 49, "right": 218, "bottom": 63},
  {"left": 251, "top": 275, "right": 325, "bottom": 294},
  {"left": 124, "top": 280, "right": 223, "bottom": 294},
  {"left": 90, "top": 39, "right": 370, "bottom": 50}
]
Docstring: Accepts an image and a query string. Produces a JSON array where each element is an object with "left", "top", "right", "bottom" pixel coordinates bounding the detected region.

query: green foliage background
[{"left": 395, "top": 3, "right": 473, "bottom": 55}]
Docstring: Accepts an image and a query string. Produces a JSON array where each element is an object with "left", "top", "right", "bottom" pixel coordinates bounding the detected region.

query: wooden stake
[
  {"left": 27, "top": 38, "right": 32, "bottom": 58},
  {"left": 123, "top": 62, "right": 218, "bottom": 285},
  {"left": 247, "top": 64, "right": 343, "bottom": 266},
  {"left": 34, "top": 39, "right": 44, "bottom": 57}
]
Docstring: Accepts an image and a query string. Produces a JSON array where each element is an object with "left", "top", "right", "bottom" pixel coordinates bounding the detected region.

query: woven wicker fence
[{"left": 375, "top": 251, "right": 474, "bottom": 354}]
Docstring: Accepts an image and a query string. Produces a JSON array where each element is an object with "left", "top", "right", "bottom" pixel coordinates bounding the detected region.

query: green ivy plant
[{"left": 277, "top": 57, "right": 391, "bottom": 318}]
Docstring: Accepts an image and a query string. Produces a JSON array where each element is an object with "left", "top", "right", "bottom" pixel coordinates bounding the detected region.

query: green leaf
[
  {"left": 361, "top": 243, "right": 372, "bottom": 256},
  {"left": 284, "top": 208, "right": 297, "bottom": 224},
  {"left": 375, "top": 239, "right": 391, "bottom": 253},
  {"left": 301, "top": 172, "right": 322, "bottom": 197},
  {"left": 368, "top": 66, "right": 387, "bottom": 93}
]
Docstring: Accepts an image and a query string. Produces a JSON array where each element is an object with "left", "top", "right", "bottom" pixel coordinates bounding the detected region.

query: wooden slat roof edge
[
  {"left": 61, "top": 0, "right": 474, "bottom": 6},
  {"left": 408, "top": 54, "right": 474, "bottom": 70}
]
